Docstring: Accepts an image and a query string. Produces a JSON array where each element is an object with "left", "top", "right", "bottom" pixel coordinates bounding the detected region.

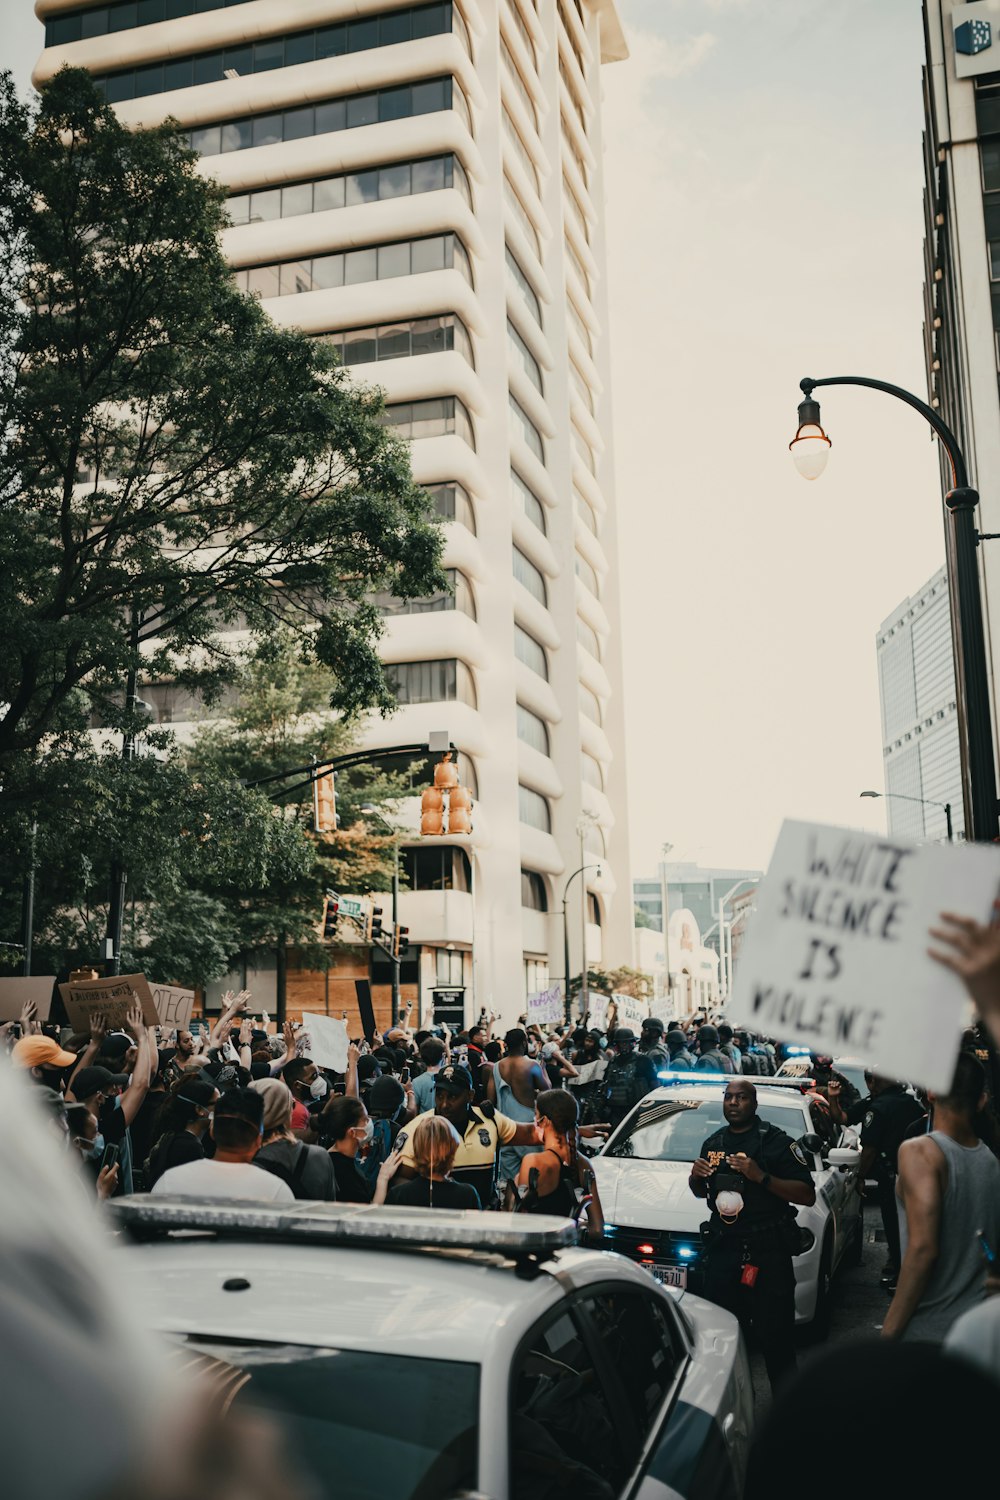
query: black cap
[
  {"left": 369, "top": 1075, "right": 405, "bottom": 1116},
  {"left": 72, "top": 1065, "right": 129, "bottom": 1098},
  {"left": 100, "top": 1033, "right": 133, "bottom": 1059},
  {"left": 433, "top": 1063, "right": 474, "bottom": 1096}
]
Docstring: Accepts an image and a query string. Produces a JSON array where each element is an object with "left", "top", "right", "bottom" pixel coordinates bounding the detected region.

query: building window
[
  {"left": 228, "top": 153, "right": 472, "bottom": 226},
  {"left": 514, "top": 623, "right": 548, "bottom": 679},
  {"left": 512, "top": 544, "right": 548, "bottom": 605},
  {"left": 319, "top": 314, "right": 474, "bottom": 369},
  {"left": 509, "top": 393, "right": 544, "bottom": 462},
  {"left": 519, "top": 784, "right": 551, "bottom": 832},
  {"left": 587, "top": 892, "right": 602, "bottom": 925},
  {"left": 578, "top": 682, "right": 602, "bottom": 724},
  {"left": 90, "top": 4, "right": 461, "bottom": 95},
  {"left": 511, "top": 469, "right": 546, "bottom": 533},
  {"left": 524, "top": 957, "right": 550, "bottom": 997},
  {"left": 581, "top": 751, "right": 604, "bottom": 790},
  {"left": 502, "top": 106, "right": 540, "bottom": 193},
  {"left": 373, "top": 568, "right": 475, "bottom": 619},
  {"left": 575, "top": 552, "right": 600, "bottom": 595},
  {"left": 425, "top": 481, "right": 476, "bottom": 533},
  {"left": 991, "top": 241, "right": 1000, "bottom": 283},
  {"left": 576, "top": 616, "right": 601, "bottom": 659},
  {"left": 232, "top": 233, "right": 473, "bottom": 300},
  {"left": 521, "top": 870, "right": 548, "bottom": 912},
  {"left": 984, "top": 140, "right": 1000, "bottom": 196},
  {"left": 401, "top": 845, "right": 472, "bottom": 892},
  {"left": 383, "top": 396, "right": 476, "bottom": 449},
  {"left": 517, "top": 703, "right": 550, "bottom": 756},
  {"left": 387, "top": 658, "right": 477, "bottom": 707},
  {"left": 436, "top": 947, "right": 466, "bottom": 985},
  {"left": 182, "top": 78, "right": 465, "bottom": 157},
  {"left": 507, "top": 319, "right": 544, "bottom": 393},
  {"left": 503, "top": 175, "right": 541, "bottom": 258},
  {"left": 506, "top": 246, "right": 543, "bottom": 326}
]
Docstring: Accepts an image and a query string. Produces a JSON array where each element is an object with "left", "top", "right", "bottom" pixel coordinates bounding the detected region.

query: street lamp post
[
  {"left": 561, "top": 863, "right": 601, "bottom": 1025},
  {"left": 859, "top": 789, "right": 954, "bottom": 843},
  {"left": 790, "top": 376, "right": 998, "bottom": 843},
  {"left": 360, "top": 804, "right": 401, "bottom": 1028}
]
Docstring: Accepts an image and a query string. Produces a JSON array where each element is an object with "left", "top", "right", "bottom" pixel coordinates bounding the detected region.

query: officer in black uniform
[
  {"left": 853, "top": 1073, "right": 925, "bottom": 1287},
  {"left": 690, "top": 1078, "right": 815, "bottom": 1392}
]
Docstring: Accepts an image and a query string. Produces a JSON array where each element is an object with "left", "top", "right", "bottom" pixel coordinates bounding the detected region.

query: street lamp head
[
  {"left": 360, "top": 803, "right": 378, "bottom": 815},
  {"left": 859, "top": 790, "right": 882, "bottom": 800},
  {"left": 789, "top": 391, "right": 832, "bottom": 480}
]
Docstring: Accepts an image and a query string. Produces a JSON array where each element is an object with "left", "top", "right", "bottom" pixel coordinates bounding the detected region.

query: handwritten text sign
[
  {"left": 58, "top": 973, "right": 159, "bottom": 1034},
  {"left": 149, "top": 983, "right": 195, "bottom": 1032},
  {"left": 730, "top": 820, "right": 1000, "bottom": 1092},
  {"left": 528, "top": 986, "right": 563, "bottom": 1026}
]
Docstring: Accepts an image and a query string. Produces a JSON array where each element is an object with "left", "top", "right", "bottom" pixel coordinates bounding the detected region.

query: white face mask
[
  {"left": 716, "top": 1190, "right": 745, "bottom": 1225},
  {"left": 310, "top": 1076, "right": 329, "bottom": 1100},
  {"left": 354, "top": 1120, "right": 374, "bottom": 1146}
]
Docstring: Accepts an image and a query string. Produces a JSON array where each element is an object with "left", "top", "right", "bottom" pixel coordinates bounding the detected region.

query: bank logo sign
[
  {"left": 953, "top": 4, "right": 999, "bottom": 79},
  {"left": 956, "top": 19, "right": 992, "bottom": 56}
]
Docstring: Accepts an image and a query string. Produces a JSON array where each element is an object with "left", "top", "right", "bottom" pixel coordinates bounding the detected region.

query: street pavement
[{"left": 749, "top": 1199, "right": 889, "bottom": 1409}]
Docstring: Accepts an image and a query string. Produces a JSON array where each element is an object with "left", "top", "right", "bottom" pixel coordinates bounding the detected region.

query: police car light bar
[
  {"left": 109, "top": 1197, "right": 579, "bottom": 1259},
  {"left": 656, "top": 1070, "right": 818, "bottom": 1091}
]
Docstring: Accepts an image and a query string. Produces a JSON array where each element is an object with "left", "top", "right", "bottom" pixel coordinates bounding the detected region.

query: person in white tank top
[{"left": 884, "top": 1052, "right": 1000, "bottom": 1342}]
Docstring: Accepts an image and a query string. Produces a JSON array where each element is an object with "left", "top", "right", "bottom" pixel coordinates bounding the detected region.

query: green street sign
[{"left": 338, "top": 895, "right": 366, "bottom": 921}]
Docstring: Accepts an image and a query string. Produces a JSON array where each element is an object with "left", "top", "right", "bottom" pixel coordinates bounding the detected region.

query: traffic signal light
[
  {"left": 365, "top": 902, "right": 384, "bottom": 942},
  {"left": 392, "top": 923, "right": 409, "bottom": 959},
  {"left": 421, "top": 752, "right": 472, "bottom": 834},
  {"left": 421, "top": 785, "right": 444, "bottom": 835},
  {"left": 448, "top": 784, "right": 473, "bottom": 835},
  {"left": 313, "top": 770, "right": 337, "bottom": 834},
  {"left": 322, "top": 893, "right": 340, "bottom": 941}
]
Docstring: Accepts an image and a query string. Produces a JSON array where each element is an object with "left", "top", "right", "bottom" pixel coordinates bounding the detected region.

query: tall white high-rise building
[{"left": 35, "top": 0, "right": 632, "bottom": 1022}]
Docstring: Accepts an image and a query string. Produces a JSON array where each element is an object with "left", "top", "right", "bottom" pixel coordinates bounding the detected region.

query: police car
[
  {"left": 109, "top": 1197, "right": 754, "bottom": 1500},
  {"left": 592, "top": 1075, "right": 863, "bottom": 1335}
]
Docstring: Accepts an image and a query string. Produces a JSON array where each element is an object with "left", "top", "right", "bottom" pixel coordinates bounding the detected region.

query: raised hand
[{"left": 124, "top": 998, "right": 144, "bottom": 1038}]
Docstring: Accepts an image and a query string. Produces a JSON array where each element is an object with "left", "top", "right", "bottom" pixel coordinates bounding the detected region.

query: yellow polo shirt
[{"left": 394, "top": 1106, "right": 520, "bottom": 1208}]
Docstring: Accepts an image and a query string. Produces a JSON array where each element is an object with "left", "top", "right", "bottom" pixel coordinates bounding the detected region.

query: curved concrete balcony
[
  {"left": 507, "top": 361, "right": 555, "bottom": 440},
  {"left": 379, "top": 610, "right": 488, "bottom": 672},
  {"left": 581, "top": 783, "right": 615, "bottom": 829},
  {"left": 508, "top": 432, "right": 553, "bottom": 507},
  {"left": 223, "top": 187, "right": 486, "bottom": 268},
  {"left": 579, "top": 715, "right": 613, "bottom": 764},
  {"left": 578, "top": 650, "right": 612, "bottom": 703},
  {"left": 395, "top": 888, "right": 474, "bottom": 947},
  {"left": 520, "top": 908, "right": 551, "bottom": 958},
  {"left": 572, "top": 456, "right": 607, "bottom": 518},
  {"left": 518, "top": 824, "right": 566, "bottom": 878},
  {"left": 563, "top": 209, "right": 600, "bottom": 285},
  {"left": 513, "top": 662, "right": 563, "bottom": 725},
  {"left": 570, "top": 390, "right": 604, "bottom": 455},
  {"left": 557, "top": 74, "right": 597, "bottom": 173},
  {"left": 340, "top": 348, "right": 487, "bottom": 421},
  {"left": 574, "top": 521, "right": 609, "bottom": 579},
  {"left": 357, "top": 698, "right": 489, "bottom": 760},
  {"left": 262, "top": 266, "right": 486, "bottom": 340},
  {"left": 576, "top": 582, "right": 611, "bottom": 639},
  {"left": 561, "top": 146, "right": 597, "bottom": 231},
  {"left": 506, "top": 297, "right": 554, "bottom": 373},
  {"left": 516, "top": 741, "right": 564, "bottom": 800},
  {"left": 407, "top": 434, "right": 491, "bottom": 508},
  {"left": 511, "top": 512, "right": 561, "bottom": 582},
  {"left": 566, "top": 324, "right": 603, "bottom": 401},
  {"left": 512, "top": 582, "right": 560, "bottom": 652},
  {"left": 440, "top": 523, "right": 486, "bottom": 584}
]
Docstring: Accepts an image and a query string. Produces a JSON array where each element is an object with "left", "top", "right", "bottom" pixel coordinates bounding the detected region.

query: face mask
[
  {"left": 310, "top": 1076, "right": 329, "bottom": 1100},
  {"left": 716, "top": 1189, "right": 744, "bottom": 1225},
  {"left": 356, "top": 1119, "right": 374, "bottom": 1145},
  {"left": 86, "top": 1132, "right": 105, "bottom": 1161}
]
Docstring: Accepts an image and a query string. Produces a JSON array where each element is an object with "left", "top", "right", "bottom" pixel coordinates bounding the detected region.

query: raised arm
[{"left": 116, "top": 1000, "right": 152, "bottom": 1128}]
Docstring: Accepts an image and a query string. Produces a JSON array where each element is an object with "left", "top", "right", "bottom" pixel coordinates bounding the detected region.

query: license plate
[{"left": 646, "top": 1263, "right": 687, "bottom": 1289}]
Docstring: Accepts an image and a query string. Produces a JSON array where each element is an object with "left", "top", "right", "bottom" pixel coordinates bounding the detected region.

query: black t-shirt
[
  {"left": 331, "top": 1150, "right": 373, "bottom": 1204},
  {"left": 861, "top": 1088, "right": 926, "bottom": 1171},
  {"left": 699, "top": 1119, "right": 813, "bottom": 1235},
  {"left": 147, "top": 1129, "right": 204, "bottom": 1188},
  {"left": 387, "top": 1176, "right": 481, "bottom": 1210}
]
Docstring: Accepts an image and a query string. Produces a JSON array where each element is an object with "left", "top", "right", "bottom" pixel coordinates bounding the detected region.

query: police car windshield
[
  {"left": 172, "top": 1339, "right": 478, "bottom": 1499},
  {"left": 607, "top": 1097, "right": 806, "bottom": 1161}
]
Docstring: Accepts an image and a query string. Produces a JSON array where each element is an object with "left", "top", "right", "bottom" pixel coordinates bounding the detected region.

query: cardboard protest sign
[
  {"left": 528, "top": 986, "right": 563, "bottom": 1026},
  {"left": 0, "top": 976, "right": 56, "bottom": 1023},
  {"left": 58, "top": 972, "right": 159, "bottom": 1034},
  {"left": 302, "top": 1013, "right": 349, "bottom": 1073},
  {"left": 148, "top": 983, "right": 195, "bottom": 1031},
  {"left": 730, "top": 820, "right": 1000, "bottom": 1092}
]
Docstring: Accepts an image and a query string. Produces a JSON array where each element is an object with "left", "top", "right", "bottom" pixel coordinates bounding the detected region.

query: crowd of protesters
[{"left": 5, "top": 906, "right": 1000, "bottom": 1498}]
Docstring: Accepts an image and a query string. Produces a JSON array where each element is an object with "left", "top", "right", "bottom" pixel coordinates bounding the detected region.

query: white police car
[
  {"left": 592, "top": 1075, "right": 863, "bottom": 1335},
  {"left": 108, "top": 1198, "right": 754, "bottom": 1500}
]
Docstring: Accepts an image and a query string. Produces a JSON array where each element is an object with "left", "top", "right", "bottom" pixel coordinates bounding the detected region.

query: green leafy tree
[
  {"left": 569, "top": 965, "right": 654, "bottom": 1003},
  {"left": 0, "top": 68, "right": 444, "bottom": 767}
]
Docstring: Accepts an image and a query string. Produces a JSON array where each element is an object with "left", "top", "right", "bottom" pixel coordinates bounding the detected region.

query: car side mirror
[
  {"left": 793, "top": 1133, "right": 825, "bottom": 1170},
  {"left": 828, "top": 1146, "right": 861, "bottom": 1169}
]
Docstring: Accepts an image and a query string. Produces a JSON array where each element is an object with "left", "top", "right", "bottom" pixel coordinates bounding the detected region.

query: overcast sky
[{"left": 7, "top": 1, "right": 940, "bottom": 879}]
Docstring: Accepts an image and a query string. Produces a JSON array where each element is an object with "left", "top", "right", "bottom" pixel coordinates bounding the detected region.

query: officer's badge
[
  {"left": 864, "top": 1111, "right": 874, "bottom": 1129},
  {"left": 478, "top": 1128, "right": 491, "bottom": 1146},
  {"left": 792, "top": 1141, "right": 810, "bottom": 1166}
]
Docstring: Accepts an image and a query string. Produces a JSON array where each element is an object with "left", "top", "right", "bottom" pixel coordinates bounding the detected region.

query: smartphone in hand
[{"left": 100, "top": 1143, "right": 120, "bottom": 1174}]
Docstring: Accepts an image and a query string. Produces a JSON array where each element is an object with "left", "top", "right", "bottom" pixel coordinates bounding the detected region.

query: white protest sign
[
  {"left": 148, "top": 982, "right": 195, "bottom": 1031},
  {"left": 528, "top": 986, "right": 563, "bottom": 1026},
  {"left": 587, "top": 994, "right": 608, "bottom": 1031},
  {"left": 730, "top": 819, "right": 1000, "bottom": 1092},
  {"left": 303, "top": 1013, "right": 349, "bottom": 1073},
  {"left": 612, "top": 992, "right": 649, "bottom": 1031}
]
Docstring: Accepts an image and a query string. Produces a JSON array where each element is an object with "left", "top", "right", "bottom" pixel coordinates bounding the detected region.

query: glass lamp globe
[{"left": 789, "top": 423, "right": 832, "bottom": 480}]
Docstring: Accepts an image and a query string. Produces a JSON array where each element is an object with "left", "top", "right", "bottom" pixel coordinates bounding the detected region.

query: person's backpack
[
  {"left": 606, "top": 1054, "right": 640, "bottom": 1114},
  {"left": 358, "top": 1117, "right": 396, "bottom": 1190},
  {"left": 253, "top": 1142, "right": 311, "bottom": 1199},
  {"left": 697, "top": 1048, "right": 733, "bottom": 1074}
]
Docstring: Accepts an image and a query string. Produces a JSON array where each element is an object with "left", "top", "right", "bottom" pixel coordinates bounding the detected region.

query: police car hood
[{"left": 592, "top": 1156, "right": 705, "bottom": 1233}]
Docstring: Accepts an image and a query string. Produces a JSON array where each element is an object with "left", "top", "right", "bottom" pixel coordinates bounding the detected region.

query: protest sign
[
  {"left": 0, "top": 976, "right": 55, "bottom": 1023},
  {"left": 611, "top": 993, "right": 649, "bottom": 1032},
  {"left": 587, "top": 994, "right": 608, "bottom": 1030},
  {"left": 148, "top": 982, "right": 195, "bottom": 1031},
  {"left": 729, "top": 819, "right": 1000, "bottom": 1092},
  {"left": 354, "top": 979, "right": 377, "bottom": 1043},
  {"left": 302, "top": 1013, "right": 349, "bottom": 1073},
  {"left": 58, "top": 972, "right": 159, "bottom": 1033},
  {"left": 528, "top": 986, "right": 563, "bottom": 1026}
]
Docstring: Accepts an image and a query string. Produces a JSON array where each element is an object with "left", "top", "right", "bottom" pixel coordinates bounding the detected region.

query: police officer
[
  {"left": 604, "top": 1028, "right": 658, "bottom": 1130},
  {"left": 392, "top": 1064, "right": 539, "bottom": 1208},
  {"left": 852, "top": 1073, "right": 925, "bottom": 1288},
  {"left": 690, "top": 1079, "right": 815, "bottom": 1392}
]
